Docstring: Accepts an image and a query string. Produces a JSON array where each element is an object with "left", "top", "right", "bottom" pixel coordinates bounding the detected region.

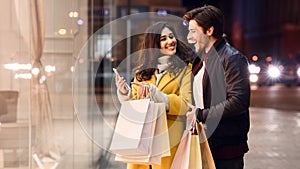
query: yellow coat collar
[{"left": 147, "top": 72, "right": 176, "bottom": 91}]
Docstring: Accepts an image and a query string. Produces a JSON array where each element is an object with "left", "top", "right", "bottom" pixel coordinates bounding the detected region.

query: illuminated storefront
[{"left": 0, "top": 0, "right": 186, "bottom": 168}]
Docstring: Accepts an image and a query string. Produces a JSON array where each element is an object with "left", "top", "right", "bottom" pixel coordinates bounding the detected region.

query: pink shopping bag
[{"left": 171, "top": 122, "right": 215, "bottom": 169}]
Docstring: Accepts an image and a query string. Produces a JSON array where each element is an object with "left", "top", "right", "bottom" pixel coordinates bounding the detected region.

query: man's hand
[{"left": 184, "top": 99, "right": 197, "bottom": 127}]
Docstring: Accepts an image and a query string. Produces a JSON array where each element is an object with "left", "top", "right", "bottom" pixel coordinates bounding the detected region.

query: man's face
[{"left": 187, "top": 20, "right": 210, "bottom": 53}]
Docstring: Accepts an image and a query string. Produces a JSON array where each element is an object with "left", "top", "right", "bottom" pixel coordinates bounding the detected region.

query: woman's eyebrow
[
  {"left": 160, "top": 35, "right": 167, "bottom": 39},
  {"left": 160, "top": 33, "right": 173, "bottom": 38}
]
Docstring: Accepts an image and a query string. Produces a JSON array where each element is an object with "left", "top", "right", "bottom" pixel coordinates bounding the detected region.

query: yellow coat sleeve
[
  {"left": 130, "top": 64, "right": 192, "bottom": 116},
  {"left": 167, "top": 64, "right": 192, "bottom": 116}
]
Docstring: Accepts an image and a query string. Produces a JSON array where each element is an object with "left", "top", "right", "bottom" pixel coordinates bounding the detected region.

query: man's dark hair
[{"left": 183, "top": 5, "right": 224, "bottom": 39}]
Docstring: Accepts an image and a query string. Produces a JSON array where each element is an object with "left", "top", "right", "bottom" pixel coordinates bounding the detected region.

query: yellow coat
[{"left": 128, "top": 64, "right": 192, "bottom": 169}]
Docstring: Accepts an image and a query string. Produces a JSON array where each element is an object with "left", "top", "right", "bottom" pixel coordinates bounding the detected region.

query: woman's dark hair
[
  {"left": 133, "top": 21, "right": 194, "bottom": 81},
  {"left": 183, "top": 5, "right": 224, "bottom": 39}
]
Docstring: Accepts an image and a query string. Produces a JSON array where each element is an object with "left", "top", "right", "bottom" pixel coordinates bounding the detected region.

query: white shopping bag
[
  {"left": 114, "top": 103, "right": 170, "bottom": 165},
  {"left": 110, "top": 99, "right": 157, "bottom": 156}
]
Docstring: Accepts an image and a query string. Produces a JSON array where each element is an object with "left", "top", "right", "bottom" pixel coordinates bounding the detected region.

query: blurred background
[{"left": 0, "top": 0, "right": 299, "bottom": 169}]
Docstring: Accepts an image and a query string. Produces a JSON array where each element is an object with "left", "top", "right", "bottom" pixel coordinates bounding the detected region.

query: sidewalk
[
  {"left": 12, "top": 106, "right": 298, "bottom": 169},
  {"left": 85, "top": 87, "right": 300, "bottom": 168},
  {"left": 82, "top": 107, "right": 300, "bottom": 169},
  {"left": 244, "top": 107, "right": 300, "bottom": 169}
]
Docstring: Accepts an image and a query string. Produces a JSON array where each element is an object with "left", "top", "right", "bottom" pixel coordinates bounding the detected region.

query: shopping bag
[
  {"left": 190, "top": 133, "right": 202, "bottom": 168},
  {"left": 115, "top": 103, "right": 170, "bottom": 165},
  {"left": 110, "top": 99, "right": 157, "bottom": 156},
  {"left": 170, "top": 130, "right": 192, "bottom": 169},
  {"left": 196, "top": 122, "right": 216, "bottom": 169},
  {"left": 171, "top": 122, "right": 215, "bottom": 169},
  {"left": 171, "top": 129, "right": 202, "bottom": 169},
  {"left": 115, "top": 153, "right": 162, "bottom": 165}
]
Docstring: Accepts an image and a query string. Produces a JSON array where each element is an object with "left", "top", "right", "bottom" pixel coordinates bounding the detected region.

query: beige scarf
[{"left": 156, "top": 55, "right": 172, "bottom": 85}]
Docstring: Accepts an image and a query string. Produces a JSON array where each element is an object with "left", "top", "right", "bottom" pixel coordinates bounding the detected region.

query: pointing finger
[{"left": 183, "top": 98, "right": 195, "bottom": 109}]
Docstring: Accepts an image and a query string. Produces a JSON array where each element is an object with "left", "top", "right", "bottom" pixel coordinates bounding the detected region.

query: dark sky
[{"left": 182, "top": 0, "right": 222, "bottom": 10}]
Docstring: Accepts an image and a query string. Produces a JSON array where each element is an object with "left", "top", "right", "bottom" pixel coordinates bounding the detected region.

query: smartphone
[
  {"left": 113, "top": 68, "right": 130, "bottom": 89},
  {"left": 113, "top": 68, "right": 120, "bottom": 76}
]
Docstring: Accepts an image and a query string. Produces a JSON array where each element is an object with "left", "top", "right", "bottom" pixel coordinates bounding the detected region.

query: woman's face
[{"left": 159, "top": 27, "right": 177, "bottom": 56}]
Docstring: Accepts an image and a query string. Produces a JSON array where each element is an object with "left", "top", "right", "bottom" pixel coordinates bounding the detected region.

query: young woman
[{"left": 115, "top": 21, "right": 194, "bottom": 169}]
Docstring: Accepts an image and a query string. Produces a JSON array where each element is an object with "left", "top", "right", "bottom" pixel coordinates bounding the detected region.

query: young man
[{"left": 183, "top": 5, "right": 251, "bottom": 169}]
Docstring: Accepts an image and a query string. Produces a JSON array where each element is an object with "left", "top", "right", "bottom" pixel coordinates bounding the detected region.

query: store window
[{"left": 1, "top": 0, "right": 189, "bottom": 168}]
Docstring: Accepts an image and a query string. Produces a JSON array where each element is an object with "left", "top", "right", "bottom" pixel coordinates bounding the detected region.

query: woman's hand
[
  {"left": 132, "top": 82, "right": 170, "bottom": 110},
  {"left": 131, "top": 82, "right": 149, "bottom": 98},
  {"left": 115, "top": 73, "right": 130, "bottom": 95}
]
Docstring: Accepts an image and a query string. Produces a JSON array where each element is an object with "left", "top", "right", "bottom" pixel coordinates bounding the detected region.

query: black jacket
[{"left": 192, "top": 38, "right": 251, "bottom": 153}]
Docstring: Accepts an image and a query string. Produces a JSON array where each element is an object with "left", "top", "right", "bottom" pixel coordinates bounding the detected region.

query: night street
[
  {"left": 245, "top": 85, "right": 300, "bottom": 168},
  {"left": 250, "top": 85, "right": 300, "bottom": 111},
  {"left": 53, "top": 85, "right": 300, "bottom": 169},
  {"left": 1, "top": 0, "right": 300, "bottom": 168},
  {"left": 246, "top": 107, "right": 300, "bottom": 169}
]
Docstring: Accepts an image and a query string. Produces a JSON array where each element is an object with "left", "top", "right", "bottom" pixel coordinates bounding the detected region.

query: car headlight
[
  {"left": 297, "top": 67, "right": 300, "bottom": 76},
  {"left": 268, "top": 66, "right": 280, "bottom": 78},
  {"left": 248, "top": 64, "right": 261, "bottom": 74},
  {"left": 249, "top": 74, "right": 258, "bottom": 83}
]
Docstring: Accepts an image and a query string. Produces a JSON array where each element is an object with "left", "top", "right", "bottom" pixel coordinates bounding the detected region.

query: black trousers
[{"left": 214, "top": 155, "right": 244, "bottom": 169}]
